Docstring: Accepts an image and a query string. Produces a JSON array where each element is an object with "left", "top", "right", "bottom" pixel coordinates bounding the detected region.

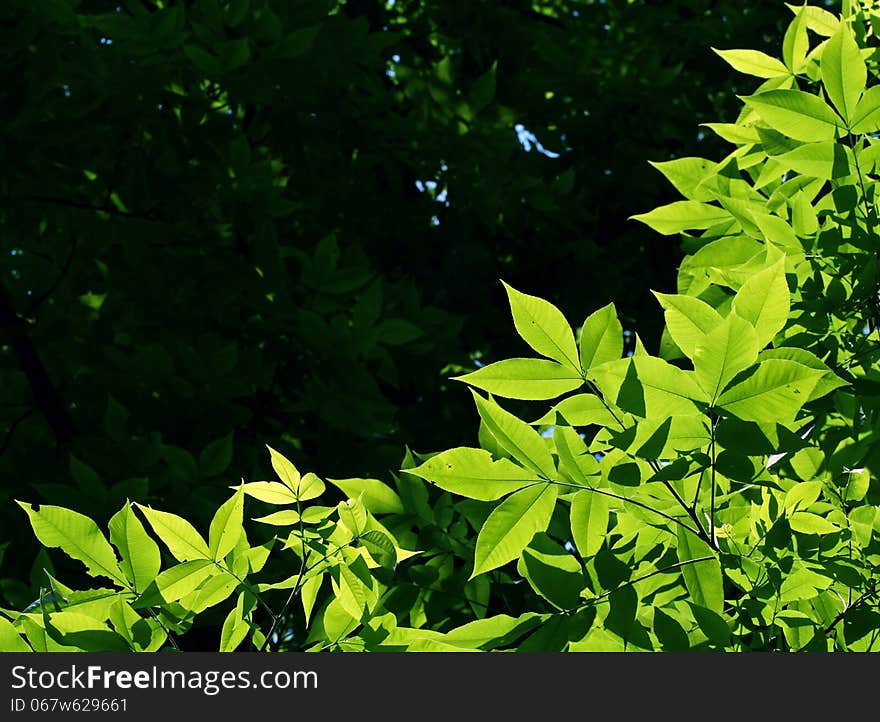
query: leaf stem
[
  {"left": 579, "top": 555, "right": 715, "bottom": 608},
  {"left": 583, "top": 378, "right": 715, "bottom": 547},
  {"left": 260, "top": 496, "right": 309, "bottom": 652},
  {"left": 796, "top": 589, "right": 877, "bottom": 652},
  {"left": 551, "top": 479, "right": 701, "bottom": 537},
  {"left": 709, "top": 415, "right": 718, "bottom": 546}
]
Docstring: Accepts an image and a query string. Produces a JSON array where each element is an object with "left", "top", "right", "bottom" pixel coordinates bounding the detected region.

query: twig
[
  {"left": 580, "top": 555, "right": 716, "bottom": 608},
  {"left": 797, "top": 589, "right": 877, "bottom": 652},
  {"left": 1, "top": 195, "right": 166, "bottom": 223}
]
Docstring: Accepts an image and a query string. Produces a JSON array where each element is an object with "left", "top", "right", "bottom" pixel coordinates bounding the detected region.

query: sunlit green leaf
[
  {"left": 731, "top": 258, "right": 790, "bottom": 348},
  {"left": 631, "top": 201, "right": 730, "bottom": 235},
  {"left": 713, "top": 48, "right": 789, "bottom": 78},
  {"left": 135, "top": 505, "right": 210, "bottom": 562},
  {"left": 327, "top": 477, "right": 403, "bottom": 514},
  {"left": 454, "top": 358, "right": 583, "bottom": 400},
  {"left": 741, "top": 89, "right": 844, "bottom": 142},
  {"left": 694, "top": 313, "right": 759, "bottom": 402},
  {"left": 472, "top": 483, "right": 558, "bottom": 577},
  {"left": 717, "top": 359, "right": 822, "bottom": 423},
  {"left": 570, "top": 488, "right": 609, "bottom": 558},
  {"left": 472, "top": 392, "right": 556, "bottom": 478},
  {"left": 502, "top": 282, "right": 580, "bottom": 370},
  {"left": 676, "top": 527, "right": 723, "bottom": 614},
  {"left": 654, "top": 292, "right": 724, "bottom": 359},
  {"left": 821, "top": 23, "right": 865, "bottom": 124},
  {"left": 408, "top": 447, "right": 540, "bottom": 501},
  {"left": 133, "top": 560, "right": 215, "bottom": 608},
  {"left": 109, "top": 503, "right": 162, "bottom": 593},
  {"left": 208, "top": 486, "right": 245, "bottom": 561},
  {"left": 18, "top": 502, "right": 125, "bottom": 586},
  {"left": 579, "top": 303, "right": 623, "bottom": 372}
]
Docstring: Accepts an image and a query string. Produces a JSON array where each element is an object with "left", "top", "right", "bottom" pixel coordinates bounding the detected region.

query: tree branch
[
  {"left": 1, "top": 195, "right": 166, "bottom": 223},
  {"left": 0, "top": 281, "right": 74, "bottom": 445}
]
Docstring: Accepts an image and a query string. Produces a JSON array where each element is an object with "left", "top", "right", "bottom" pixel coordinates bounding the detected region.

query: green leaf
[
  {"left": 208, "top": 486, "right": 245, "bottom": 561},
  {"left": 821, "top": 23, "right": 865, "bottom": 124},
  {"left": 789, "top": 511, "right": 840, "bottom": 535},
  {"left": 579, "top": 303, "right": 623, "bottom": 371},
  {"left": 845, "top": 469, "right": 870, "bottom": 503},
  {"left": 786, "top": 3, "right": 839, "bottom": 37},
  {"left": 0, "top": 616, "right": 31, "bottom": 652},
  {"left": 267, "top": 446, "right": 324, "bottom": 500},
  {"left": 199, "top": 433, "right": 233, "bottom": 477},
  {"left": 553, "top": 426, "right": 599, "bottom": 484},
  {"left": 713, "top": 48, "right": 789, "bottom": 78},
  {"left": 783, "top": 480, "right": 824, "bottom": 513},
  {"left": 779, "top": 565, "right": 832, "bottom": 604},
  {"left": 849, "top": 506, "right": 876, "bottom": 547},
  {"left": 220, "top": 592, "right": 251, "bottom": 652},
  {"left": 502, "top": 282, "right": 580, "bottom": 370},
  {"left": 676, "top": 527, "right": 723, "bottom": 614},
  {"left": 782, "top": 6, "right": 809, "bottom": 72},
  {"left": 517, "top": 533, "right": 584, "bottom": 610},
  {"left": 469, "top": 60, "right": 497, "bottom": 112},
  {"left": 769, "top": 351, "right": 831, "bottom": 395},
  {"left": 717, "top": 359, "right": 823, "bottom": 423},
  {"left": 443, "top": 613, "right": 544, "bottom": 650},
  {"left": 108, "top": 599, "right": 165, "bottom": 652},
  {"left": 607, "top": 356, "right": 707, "bottom": 418},
  {"left": 408, "top": 447, "right": 540, "bottom": 501},
  {"left": 135, "top": 504, "right": 210, "bottom": 562},
  {"left": 731, "top": 258, "right": 790, "bottom": 348},
  {"left": 253, "top": 508, "right": 333, "bottom": 526},
  {"left": 694, "top": 313, "right": 759, "bottom": 403},
  {"left": 472, "top": 391, "right": 556, "bottom": 478},
  {"left": 133, "top": 560, "right": 215, "bottom": 608},
  {"left": 240, "top": 481, "right": 298, "bottom": 505},
  {"left": 775, "top": 141, "right": 848, "bottom": 181},
  {"left": 327, "top": 477, "right": 404, "bottom": 514},
  {"left": 331, "top": 564, "right": 369, "bottom": 620},
  {"left": 183, "top": 43, "right": 220, "bottom": 75},
  {"left": 533, "top": 393, "right": 622, "bottom": 429},
  {"left": 17, "top": 502, "right": 125, "bottom": 586},
  {"left": 702, "top": 122, "right": 761, "bottom": 145},
  {"left": 359, "top": 530, "right": 397, "bottom": 569},
  {"left": 26, "top": 581, "right": 120, "bottom": 619},
  {"left": 649, "top": 157, "right": 717, "bottom": 201},
  {"left": 454, "top": 358, "right": 583, "bottom": 400},
  {"left": 186, "top": 572, "right": 237, "bottom": 614},
  {"left": 610, "top": 414, "right": 709, "bottom": 458},
  {"left": 301, "top": 574, "right": 323, "bottom": 625},
  {"left": 654, "top": 293, "right": 724, "bottom": 359},
  {"left": 31, "top": 611, "right": 129, "bottom": 652},
  {"left": 790, "top": 189, "right": 818, "bottom": 236},
  {"left": 472, "top": 483, "right": 558, "bottom": 578},
  {"left": 741, "top": 90, "right": 844, "bottom": 142},
  {"left": 850, "top": 85, "right": 880, "bottom": 134},
  {"left": 337, "top": 497, "right": 367, "bottom": 536},
  {"left": 570, "top": 489, "right": 609, "bottom": 558},
  {"left": 108, "top": 503, "right": 162, "bottom": 593},
  {"left": 689, "top": 604, "right": 731, "bottom": 647},
  {"left": 630, "top": 201, "right": 730, "bottom": 235}
]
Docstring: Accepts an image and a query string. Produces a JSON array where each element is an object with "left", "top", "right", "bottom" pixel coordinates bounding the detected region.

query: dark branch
[
  {"left": 0, "top": 281, "right": 74, "bottom": 445},
  {"left": 1, "top": 195, "right": 166, "bottom": 223}
]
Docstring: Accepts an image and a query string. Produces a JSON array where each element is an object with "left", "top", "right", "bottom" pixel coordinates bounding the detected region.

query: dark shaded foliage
[{"left": 0, "top": 0, "right": 787, "bottom": 608}]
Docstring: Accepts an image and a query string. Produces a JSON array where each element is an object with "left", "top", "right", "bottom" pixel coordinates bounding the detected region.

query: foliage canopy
[{"left": 11, "top": 0, "right": 880, "bottom": 651}]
